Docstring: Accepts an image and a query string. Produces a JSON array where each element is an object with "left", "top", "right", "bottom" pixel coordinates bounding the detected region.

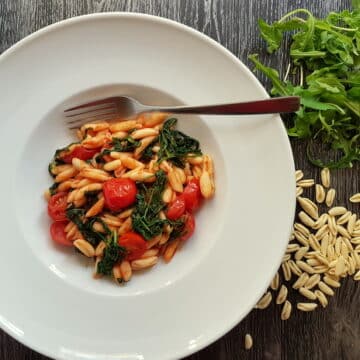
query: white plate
[{"left": 0, "top": 13, "right": 295, "bottom": 360}]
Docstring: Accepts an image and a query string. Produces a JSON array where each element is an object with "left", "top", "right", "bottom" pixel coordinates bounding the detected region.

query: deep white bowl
[{"left": 0, "top": 13, "right": 295, "bottom": 360}]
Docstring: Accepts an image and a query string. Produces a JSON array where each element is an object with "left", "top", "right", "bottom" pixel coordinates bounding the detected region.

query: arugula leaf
[
  {"left": 300, "top": 97, "right": 340, "bottom": 111},
  {"left": 84, "top": 190, "right": 102, "bottom": 209},
  {"left": 112, "top": 136, "right": 140, "bottom": 152},
  {"left": 96, "top": 136, "right": 140, "bottom": 163},
  {"left": 250, "top": 6, "right": 360, "bottom": 168},
  {"left": 258, "top": 19, "right": 283, "bottom": 53},
  {"left": 48, "top": 182, "right": 59, "bottom": 196},
  {"left": 348, "top": 87, "right": 360, "bottom": 99},
  {"left": 131, "top": 170, "right": 167, "bottom": 240},
  {"left": 53, "top": 142, "right": 79, "bottom": 161},
  {"left": 140, "top": 137, "right": 159, "bottom": 163},
  {"left": 168, "top": 218, "right": 186, "bottom": 242},
  {"left": 290, "top": 50, "right": 326, "bottom": 58},
  {"left": 97, "top": 231, "right": 127, "bottom": 276},
  {"left": 66, "top": 208, "right": 126, "bottom": 276},
  {"left": 157, "top": 118, "right": 202, "bottom": 168},
  {"left": 66, "top": 207, "right": 110, "bottom": 247},
  {"left": 248, "top": 55, "right": 290, "bottom": 96},
  {"left": 48, "top": 143, "right": 81, "bottom": 175},
  {"left": 48, "top": 162, "right": 57, "bottom": 178}
]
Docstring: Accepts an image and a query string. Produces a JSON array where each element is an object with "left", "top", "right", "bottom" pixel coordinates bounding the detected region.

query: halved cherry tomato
[
  {"left": 166, "top": 194, "right": 186, "bottom": 220},
  {"left": 118, "top": 232, "right": 147, "bottom": 261},
  {"left": 103, "top": 178, "right": 137, "bottom": 212},
  {"left": 183, "top": 179, "right": 202, "bottom": 212},
  {"left": 178, "top": 212, "right": 195, "bottom": 242},
  {"left": 50, "top": 221, "right": 73, "bottom": 246},
  {"left": 48, "top": 192, "right": 68, "bottom": 221},
  {"left": 61, "top": 146, "right": 99, "bottom": 164}
]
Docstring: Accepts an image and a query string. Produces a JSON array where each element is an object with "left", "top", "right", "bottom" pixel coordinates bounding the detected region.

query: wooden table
[{"left": 1, "top": 0, "right": 358, "bottom": 359}]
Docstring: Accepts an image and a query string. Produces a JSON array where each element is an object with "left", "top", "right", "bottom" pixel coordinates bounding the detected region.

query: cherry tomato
[
  {"left": 178, "top": 212, "right": 196, "bottom": 242},
  {"left": 166, "top": 194, "right": 186, "bottom": 220},
  {"left": 183, "top": 179, "right": 202, "bottom": 212},
  {"left": 61, "top": 146, "right": 99, "bottom": 164},
  {"left": 118, "top": 232, "right": 147, "bottom": 261},
  {"left": 50, "top": 221, "right": 73, "bottom": 246},
  {"left": 48, "top": 192, "right": 68, "bottom": 221},
  {"left": 103, "top": 178, "right": 137, "bottom": 212}
]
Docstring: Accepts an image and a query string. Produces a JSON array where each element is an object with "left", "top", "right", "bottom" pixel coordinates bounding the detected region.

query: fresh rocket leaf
[
  {"left": 248, "top": 55, "right": 290, "bottom": 96},
  {"left": 250, "top": 5, "right": 360, "bottom": 168},
  {"left": 258, "top": 19, "right": 283, "bottom": 53},
  {"left": 258, "top": 18, "right": 306, "bottom": 53},
  {"left": 352, "top": 0, "right": 360, "bottom": 11},
  {"left": 300, "top": 97, "right": 340, "bottom": 111}
]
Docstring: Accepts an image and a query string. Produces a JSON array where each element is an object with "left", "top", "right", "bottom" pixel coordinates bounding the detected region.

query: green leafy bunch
[{"left": 250, "top": 1, "right": 360, "bottom": 168}]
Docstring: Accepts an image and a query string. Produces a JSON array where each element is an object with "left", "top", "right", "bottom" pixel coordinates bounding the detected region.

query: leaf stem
[{"left": 278, "top": 9, "right": 312, "bottom": 23}]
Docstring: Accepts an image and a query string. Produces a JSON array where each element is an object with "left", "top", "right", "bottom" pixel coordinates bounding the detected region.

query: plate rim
[{"left": 0, "top": 11, "right": 296, "bottom": 360}]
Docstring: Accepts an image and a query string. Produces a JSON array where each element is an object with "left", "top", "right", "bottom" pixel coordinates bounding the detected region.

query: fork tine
[
  {"left": 67, "top": 110, "right": 118, "bottom": 127},
  {"left": 68, "top": 113, "right": 118, "bottom": 129},
  {"left": 64, "top": 97, "right": 118, "bottom": 112},
  {"left": 68, "top": 117, "right": 117, "bottom": 129},
  {"left": 65, "top": 104, "right": 117, "bottom": 119}
]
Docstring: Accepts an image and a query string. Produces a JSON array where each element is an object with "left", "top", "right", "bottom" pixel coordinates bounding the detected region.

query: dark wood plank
[{"left": 0, "top": 0, "right": 358, "bottom": 359}]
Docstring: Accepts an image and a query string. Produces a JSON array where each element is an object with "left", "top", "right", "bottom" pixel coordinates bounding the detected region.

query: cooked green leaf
[
  {"left": 95, "top": 136, "right": 140, "bottom": 163},
  {"left": 66, "top": 207, "right": 110, "bottom": 247},
  {"left": 97, "top": 231, "right": 127, "bottom": 276},
  {"left": 131, "top": 170, "right": 167, "bottom": 240},
  {"left": 139, "top": 137, "right": 159, "bottom": 163},
  {"left": 48, "top": 182, "right": 59, "bottom": 195},
  {"left": 158, "top": 118, "right": 202, "bottom": 168}
]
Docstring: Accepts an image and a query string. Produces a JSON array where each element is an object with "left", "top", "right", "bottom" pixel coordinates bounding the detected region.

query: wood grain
[{"left": 0, "top": 0, "right": 358, "bottom": 359}]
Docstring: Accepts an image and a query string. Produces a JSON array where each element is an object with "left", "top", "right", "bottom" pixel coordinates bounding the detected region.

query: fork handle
[{"left": 147, "top": 96, "right": 300, "bottom": 115}]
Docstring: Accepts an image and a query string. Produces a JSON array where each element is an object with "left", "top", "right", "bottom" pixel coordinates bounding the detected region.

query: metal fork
[{"left": 64, "top": 95, "right": 300, "bottom": 129}]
